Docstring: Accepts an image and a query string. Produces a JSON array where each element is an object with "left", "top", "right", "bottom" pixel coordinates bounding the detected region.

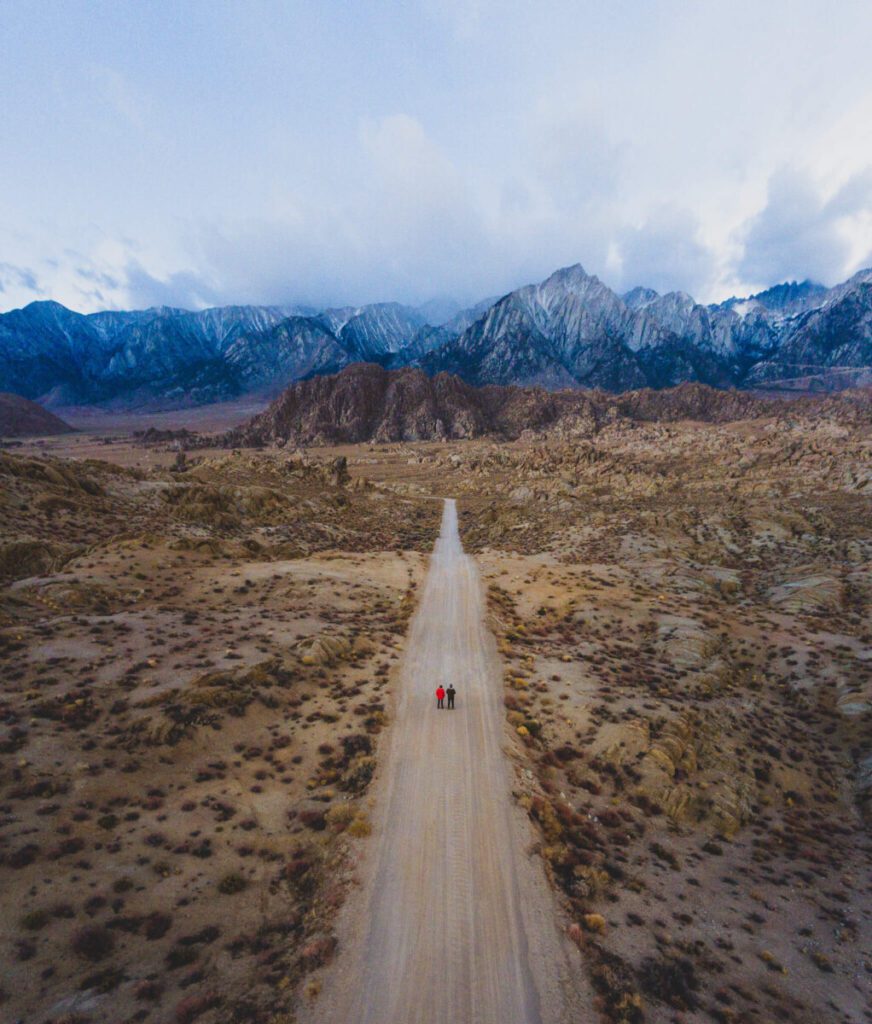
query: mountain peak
[
  {"left": 542, "top": 263, "right": 594, "bottom": 288},
  {"left": 747, "top": 279, "right": 828, "bottom": 313},
  {"left": 20, "top": 299, "right": 73, "bottom": 315},
  {"left": 622, "top": 286, "right": 659, "bottom": 311}
]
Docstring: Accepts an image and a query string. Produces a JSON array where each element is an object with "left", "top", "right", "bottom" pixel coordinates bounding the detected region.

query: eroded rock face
[
  {"left": 227, "top": 365, "right": 492, "bottom": 445},
  {"left": 767, "top": 574, "right": 842, "bottom": 614},
  {"left": 0, "top": 539, "right": 79, "bottom": 580},
  {"left": 600, "top": 711, "right": 753, "bottom": 836},
  {"left": 225, "top": 363, "right": 872, "bottom": 447},
  {"left": 296, "top": 634, "right": 352, "bottom": 666}
]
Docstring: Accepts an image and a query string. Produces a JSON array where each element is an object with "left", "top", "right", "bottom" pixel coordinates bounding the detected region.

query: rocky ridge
[
  {"left": 226, "top": 363, "right": 872, "bottom": 447},
  {"left": 424, "top": 264, "right": 872, "bottom": 392}
]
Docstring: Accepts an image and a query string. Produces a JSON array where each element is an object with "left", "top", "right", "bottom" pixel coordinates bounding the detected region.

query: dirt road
[{"left": 304, "top": 499, "right": 583, "bottom": 1024}]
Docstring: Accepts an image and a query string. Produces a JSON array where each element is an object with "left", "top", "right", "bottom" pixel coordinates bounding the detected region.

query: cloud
[
  {"left": 169, "top": 115, "right": 500, "bottom": 309},
  {"left": 737, "top": 167, "right": 872, "bottom": 287},
  {"left": 360, "top": 114, "right": 458, "bottom": 196},
  {"left": 0, "top": 262, "right": 42, "bottom": 297},
  {"left": 5, "top": 2, "right": 872, "bottom": 314},
  {"left": 87, "top": 65, "right": 149, "bottom": 131},
  {"left": 123, "top": 262, "right": 220, "bottom": 310},
  {"left": 615, "top": 207, "right": 716, "bottom": 296}
]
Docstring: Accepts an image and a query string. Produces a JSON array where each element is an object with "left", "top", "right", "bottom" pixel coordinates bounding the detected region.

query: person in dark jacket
[
  {"left": 436, "top": 686, "right": 445, "bottom": 709},
  {"left": 446, "top": 685, "right": 456, "bottom": 709}
]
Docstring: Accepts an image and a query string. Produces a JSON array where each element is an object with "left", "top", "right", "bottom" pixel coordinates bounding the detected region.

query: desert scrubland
[{"left": 1, "top": 393, "right": 870, "bottom": 1024}]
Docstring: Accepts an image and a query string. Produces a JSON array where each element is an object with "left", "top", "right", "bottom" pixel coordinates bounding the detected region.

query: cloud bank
[{"left": 2, "top": 1, "right": 872, "bottom": 313}]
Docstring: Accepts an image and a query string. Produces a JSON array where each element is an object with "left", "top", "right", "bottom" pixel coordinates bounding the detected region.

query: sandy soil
[
  {"left": 53, "top": 396, "right": 271, "bottom": 434},
  {"left": 302, "top": 499, "right": 587, "bottom": 1024},
  {"left": 0, "top": 447, "right": 442, "bottom": 1023}
]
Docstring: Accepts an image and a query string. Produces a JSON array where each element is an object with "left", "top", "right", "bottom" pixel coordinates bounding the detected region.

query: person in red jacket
[{"left": 436, "top": 686, "right": 445, "bottom": 709}]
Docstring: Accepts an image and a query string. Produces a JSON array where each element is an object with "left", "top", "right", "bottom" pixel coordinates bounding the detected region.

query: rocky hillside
[
  {"left": 226, "top": 363, "right": 623, "bottom": 446},
  {"left": 226, "top": 364, "right": 872, "bottom": 446},
  {"left": 0, "top": 392, "right": 74, "bottom": 436}
]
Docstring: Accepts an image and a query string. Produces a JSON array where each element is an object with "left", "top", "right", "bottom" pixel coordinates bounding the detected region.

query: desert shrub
[
  {"left": 347, "top": 814, "right": 372, "bottom": 838},
  {"left": 135, "top": 979, "right": 164, "bottom": 1001},
  {"left": 6, "top": 843, "right": 40, "bottom": 868},
  {"left": 298, "top": 935, "right": 337, "bottom": 970},
  {"left": 166, "top": 945, "right": 200, "bottom": 970},
  {"left": 178, "top": 925, "right": 220, "bottom": 946},
  {"left": 144, "top": 912, "right": 173, "bottom": 940},
  {"left": 649, "top": 841, "right": 680, "bottom": 869},
  {"left": 638, "top": 955, "right": 699, "bottom": 1010},
  {"left": 217, "top": 873, "right": 248, "bottom": 894},
  {"left": 20, "top": 909, "right": 50, "bottom": 931},
  {"left": 589, "top": 947, "right": 644, "bottom": 1024},
  {"left": 341, "top": 755, "right": 376, "bottom": 794},
  {"left": 48, "top": 836, "right": 86, "bottom": 859},
  {"left": 810, "top": 950, "right": 833, "bottom": 972},
  {"left": 326, "top": 804, "right": 356, "bottom": 831},
  {"left": 298, "top": 809, "right": 327, "bottom": 831},
  {"left": 14, "top": 939, "right": 36, "bottom": 961},
  {"left": 72, "top": 924, "right": 114, "bottom": 962},
  {"left": 340, "top": 733, "right": 372, "bottom": 759},
  {"left": 79, "top": 964, "right": 125, "bottom": 993},
  {"left": 174, "top": 991, "right": 221, "bottom": 1023},
  {"left": 529, "top": 795, "right": 563, "bottom": 843}
]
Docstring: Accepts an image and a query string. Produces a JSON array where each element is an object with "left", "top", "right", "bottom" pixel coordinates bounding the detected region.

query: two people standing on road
[{"left": 435, "top": 685, "right": 456, "bottom": 709}]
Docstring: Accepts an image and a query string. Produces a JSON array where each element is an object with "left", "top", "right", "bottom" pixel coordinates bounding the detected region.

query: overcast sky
[{"left": 3, "top": 0, "right": 872, "bottom": 314}]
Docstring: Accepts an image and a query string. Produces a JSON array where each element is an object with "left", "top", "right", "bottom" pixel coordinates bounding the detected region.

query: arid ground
[{"left": 1, "top": 401, "right": 870, "bottom": 1024}]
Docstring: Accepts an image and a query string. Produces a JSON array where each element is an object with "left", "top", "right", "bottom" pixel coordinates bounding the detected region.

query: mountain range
[{"left": 1, "top": 265, "right": 871, "bottom": 408}]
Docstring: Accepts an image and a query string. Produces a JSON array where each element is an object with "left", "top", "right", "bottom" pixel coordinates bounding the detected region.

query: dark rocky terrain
[
  {"left": 0, "top": 392, "right": 75, "bottom": 437},
  {"left": 225, "top": 363, "right": 872, "bottom": 446}
]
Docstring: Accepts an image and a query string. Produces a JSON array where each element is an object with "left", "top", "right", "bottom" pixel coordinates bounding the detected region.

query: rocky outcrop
[
  {"left": 226, "top": 363, "right": 618, "bottom": 445},
  {"left": 226, "top": 364, "right": 872, "bottom": 446}
]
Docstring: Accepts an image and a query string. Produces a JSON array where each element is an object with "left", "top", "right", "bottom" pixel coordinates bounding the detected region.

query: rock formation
[{"left": 226, "top": 363, "right": 871, "bottom": 446}]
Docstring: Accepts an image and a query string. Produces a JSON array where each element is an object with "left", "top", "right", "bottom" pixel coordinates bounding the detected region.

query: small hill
[{"left": 0, "top": 392, "right": 75, "bottom": 436}]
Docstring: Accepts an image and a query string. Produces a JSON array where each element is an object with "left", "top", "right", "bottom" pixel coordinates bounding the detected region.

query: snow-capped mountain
[
  {"left": 1, "top": 266, "right": 870, "bottom": 408},
  {"left": 318, "top": 302, "right": 429, "bottom": 359},
  {"left": 0, "top": 300, "right": 426, "bottom": 406},
  {"left": 422, "top": 265, "right": 872, "bottom": 392}
]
